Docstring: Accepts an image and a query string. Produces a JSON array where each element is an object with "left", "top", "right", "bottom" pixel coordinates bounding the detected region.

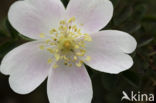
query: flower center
[
  {"left": 39, "top": 17, "right": 92, "bottom": 68},
  {"left": 64, "top": 40, "right": 71, "bottom": 48}
]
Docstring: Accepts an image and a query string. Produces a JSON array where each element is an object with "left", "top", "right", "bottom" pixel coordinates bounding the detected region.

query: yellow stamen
[
  {"left": 64, "top": 62, "right": 68, "bottom": 65},
  {"left": 40, "top": 33, "right": 45, "bottom": 38},
  {"left": 47, "top": 48, "right": 54, "bottom": 53},
  {"left": 55, "top": 54, "right": 60, "bottom": 61},
  {"left": 39, "top": 45, "right": 45, "bottom": 50},
  {"left": 80, "top": 24, "right": 84, "bottom": 26},
  {"left": 38, "top": 17, "right": 92, "bottom": 68},
  {"left": 74, "top": 45, "right": 79, "bottom": 49},
  {"left": 60, "top": 20, "right": 66, "bottom": 25},
  {"left": 50, "top": 29, "right": 57, "bottom": 34},
  {"left": 45, "top": 39, "right": 51, "bottom": 44},
  {"left": 53, "top": 63, "right": 58, "bottom": 69},
  {"left": 68, "top": 17, "right": 76, "bottom": 23},
  {"left": 76, "top": 61, "right": 83, "bottom": 67},
  {"left": 85, "top": 56, "right": 91, "bottom": 61},
  {"left": 48, "top": 59, "right": 53, "bottom": 63},
  {"left": 74, "top": 56, "right": 77, "bottom": 60},
  {"left": 69, "top": 64, "right": 72, "bottom": 67},
  {"left": 64, "top": 41, "right": 71, "bottom": 48}
]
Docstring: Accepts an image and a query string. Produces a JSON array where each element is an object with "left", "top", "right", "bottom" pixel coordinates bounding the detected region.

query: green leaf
[
  {"left": 5, "top": 19, "right": 19, "bottom": 39},
  {"left": 133, "top": 4, "right": 147, "bottom": 21},
  {"left": 101, "top": 73, "right": 119, "bottom": 90},
  {"left": 123, "top": 22, "right": 141, "bottom": 33},
  {"left": 121, "top": 71, "right": 141, "bottom": 88},
  {"left": 142, "top": 15, "right": 156, "bottom": 22},
  {"left": 0, "top": 18, "right": 10, "bottom": 37},
  {"left": 138, "top": 38, "right": 154, "bottom": 48},
  {"left": 0, "top": 40, "right": 18, "bottom": 59},
  {"left": 113, "top": 6, "right": 133, "bottom": 26},
  {"left": 61, "top": 0, "right": 69, "bottom": 8},
  {"left": 0, "top": 30, "right": 7, "bottom": 38}
]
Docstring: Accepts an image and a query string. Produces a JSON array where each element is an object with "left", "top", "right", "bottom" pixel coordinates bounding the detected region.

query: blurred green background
[{"left": 0, "top": 0, "right": 156, "bottom": 103}]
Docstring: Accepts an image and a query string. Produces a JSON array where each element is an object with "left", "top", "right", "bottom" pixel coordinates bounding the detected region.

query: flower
[{"left": 0, "top": 0, "right": 137, "bottom": 103}]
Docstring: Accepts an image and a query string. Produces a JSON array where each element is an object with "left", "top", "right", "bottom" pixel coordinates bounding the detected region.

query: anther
[
  {"left": 53, "top": 63, "right": 58, "bottom": 69},
  {"left": 40, "top": 33, "right": 45, "bottom": 38},
  {"left": 39, "top": 45, "right": 45, "bottom": 50},
  {"left": 48, "top": 59, "right": 53, "bottom": 63}
]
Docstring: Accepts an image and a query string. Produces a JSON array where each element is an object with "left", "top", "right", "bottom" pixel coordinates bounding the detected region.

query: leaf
[
  {"left": 5, "top": 19, "right": 19, "bottom": 39},
  {"left": 121, "top": 71, "right": 141, "bottom": 88},
  {"left": 142, "top": 15, "right": 156, "bottom": 22},
  {"left": 113, "top": 6, "right": 133, "bottom": 26},
  {"left": 0, "top": 40, "right": 18, "bottom": 59},
  {"left": 0, "top": 30, "right": 7, "bottom": 38},
  {"left": 123, "top": 22, "right": 141, "bottom": 34},
  {"left": 61, "top": 0, "right": 69, "bottom": 8},
  {"left": 133, "top": 4, "right": 147, "bottom": 21},
  {"left": 85, "top": 65, "right": 99, "bottom": 79},
  {"left": 138, "top": 38, "right": 154, "bottom": 48},
  {"left": 0, "top": 18, "right": 10, "bottom": 37},
  {"left": 101, "top": 73, "right": 119, "bottom": 90}
]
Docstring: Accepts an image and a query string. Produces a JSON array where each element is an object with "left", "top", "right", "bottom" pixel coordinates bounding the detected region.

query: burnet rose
[{"left": 0, "top": 0, "right": 137, "bottom": 103}]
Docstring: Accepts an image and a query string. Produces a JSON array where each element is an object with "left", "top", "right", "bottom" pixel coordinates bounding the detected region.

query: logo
[{"left": 121, "top": 91, "right": 154, "bottom": 102}]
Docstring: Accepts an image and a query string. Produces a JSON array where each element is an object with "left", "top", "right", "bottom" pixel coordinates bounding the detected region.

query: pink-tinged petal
[
  {"left": 66, "top": 0, "right": 113, "bottom": 33},
  {"left": 87, "top": 30, "right": 137, "bottom": 54},
  {"left": 84, "top": 50, "right": 133, "bottom": 74},
  {"left": 8, "top": 0, "right": 65, "bottom": 39},
  {"left": 84, "top": 30, "right": 137, "bottom": 74},
  {"left": 0, "top": 41, "right": 52, "bottom": 94},
  {"left": 47, "top": 64, "right": 93, "bottom": 103}
]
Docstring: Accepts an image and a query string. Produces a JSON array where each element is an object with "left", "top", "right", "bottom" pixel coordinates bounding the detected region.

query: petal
[
  {"left": 0, "top": 41, "right": 52, "bottom": 94},
  {"left": 8, "top": 0, "right": 65, "bottom": 39},
  {"left": 87, "top": 30, "right": 137, "bottom": 54},
  {"left": 84, "top": 30, "right": 137, "bottom": 74},
  {"left": 66, "top": 0, "right": 113, "bottom": 33},
  {"left": 84, "top": 50, "right": 133, "bottom": 74},
  {"left": 47, "top": 63, "right": 93, "bottom": 103}
]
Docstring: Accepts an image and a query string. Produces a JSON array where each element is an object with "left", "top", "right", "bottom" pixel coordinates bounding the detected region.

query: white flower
[{"left": 0, "top": 0, "right": 137, "bottom": 103}]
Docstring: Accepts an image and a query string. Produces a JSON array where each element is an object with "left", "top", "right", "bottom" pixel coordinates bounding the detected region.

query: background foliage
[{"left": 0, "top": 0, "right": 156, "bottom": 103}]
